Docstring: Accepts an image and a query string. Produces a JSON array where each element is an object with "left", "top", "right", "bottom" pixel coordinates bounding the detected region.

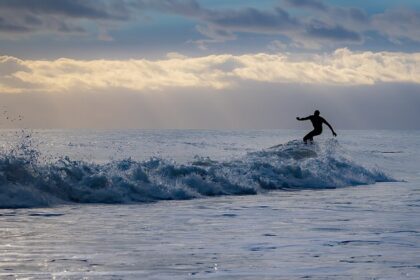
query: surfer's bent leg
[
  {"left": 303, "top": 131, "right": 313, "bottom": 144},
  {"left": 303, "top": 130, "right": 321, "bottom": 144}
]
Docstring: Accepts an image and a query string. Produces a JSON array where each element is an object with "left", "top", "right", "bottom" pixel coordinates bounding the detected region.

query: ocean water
[{"left": 0, "top": 129, "right": 419, "bottom": 279}]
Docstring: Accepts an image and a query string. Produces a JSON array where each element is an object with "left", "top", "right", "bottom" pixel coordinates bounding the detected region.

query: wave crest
[{"left": 0, "top": 139, "right": 393, "bottom": 208}]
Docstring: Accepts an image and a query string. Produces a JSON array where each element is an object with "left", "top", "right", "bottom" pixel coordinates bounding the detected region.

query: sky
[{"left": 0, "top": 0, "right": 420, "bottom": 129}]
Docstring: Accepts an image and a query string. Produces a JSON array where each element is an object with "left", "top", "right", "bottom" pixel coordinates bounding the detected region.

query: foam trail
[{"left": 0, "top": 138, "right": 393, "bottom": 208}]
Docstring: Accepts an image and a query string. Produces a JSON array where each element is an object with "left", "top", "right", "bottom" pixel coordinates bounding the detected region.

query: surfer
[{"left": 296, "top": 110, "right": 337, "bottom": 144}]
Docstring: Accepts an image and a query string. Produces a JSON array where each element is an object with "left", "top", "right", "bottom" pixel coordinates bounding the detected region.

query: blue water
[{"left": 0, "top": 129, "right": 419, "bottom": 279}]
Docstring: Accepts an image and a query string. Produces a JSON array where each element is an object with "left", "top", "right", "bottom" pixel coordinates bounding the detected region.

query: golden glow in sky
[{"left": 2, "top": 49, "right": 420, "bottom": 94}]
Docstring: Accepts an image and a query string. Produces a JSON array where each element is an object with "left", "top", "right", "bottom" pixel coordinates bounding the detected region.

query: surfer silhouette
[{"left": 296, "top": 110, "right": 337, "bottom": 144}]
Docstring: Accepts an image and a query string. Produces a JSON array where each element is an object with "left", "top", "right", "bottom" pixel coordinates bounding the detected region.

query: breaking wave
[{"left": 0, "top": 136, "right": 393, "bottom": 208}]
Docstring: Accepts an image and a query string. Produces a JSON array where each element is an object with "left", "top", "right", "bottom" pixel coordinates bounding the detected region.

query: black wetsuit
[{"left": 303, "top": 115, "right": 325, "bottom": 142}]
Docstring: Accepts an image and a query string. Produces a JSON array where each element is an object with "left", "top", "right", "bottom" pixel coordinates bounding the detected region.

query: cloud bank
[
  {"left": 1, "top": 49, "right": 420, "bottom": 93},
  {"left": 0, "top": 0, "right": 419, "bottom": 50}
]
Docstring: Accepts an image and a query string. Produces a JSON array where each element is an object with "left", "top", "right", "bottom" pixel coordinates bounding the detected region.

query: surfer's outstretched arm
[
  {"left": 323, "top": 119, "right": 337, "bottom": 137},
  {"left": 296, "top": 116, "right": 310, "bottom": 121}
]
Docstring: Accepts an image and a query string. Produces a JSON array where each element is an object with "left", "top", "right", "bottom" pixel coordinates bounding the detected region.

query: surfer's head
[{"left": 314, "top": 110, "right": 320, "bottom": 116}]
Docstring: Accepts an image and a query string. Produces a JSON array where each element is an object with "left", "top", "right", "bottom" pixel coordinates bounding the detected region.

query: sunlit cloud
[{"left": 1, "top": 48, "right": 420, "bottom": 93}]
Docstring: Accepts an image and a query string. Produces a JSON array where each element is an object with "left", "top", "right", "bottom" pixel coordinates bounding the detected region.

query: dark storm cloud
[
  {"left": 192, "top": 3, "right": 364, "bottom": 47},
  {"left": 207, "top": 7, "right": 299, "bottom": 32},
  {"left": 133, "top": 0, "right": 202, "bottom": 17},
  {"left": 133, "top": 0, "right": 300, "bottom": 32},
  {"left": 283, "top": 0, "right": 367, "bottom": 22},
  {"left": 0, "top": 0, "right": 418, "bottom": 50},
  {"left": 55, "top": 22, "right": 86, "bottom": 33},
  {"left": 0, "top": 0, "right": 124, "bottom": 20},
  {"left": 0, "top": 17, "right": 32, "bottom": 33},
  {"left": 283, "top": 0, "right": 327, "bottom": 11},
  {"left": 0, "top": 0, "right": 130, "bottom": 36},
  {"left": 305, "top": 21, "right": 361, "bottom": 42},
  {"left": 131, "top": 0, "right": 366, "bottom": 47},
  {"left": 131, "top": 0, "right": 304, "bottom": 46},
  {"left": 338, "top": 7, "right": 369, "bottom": 23},
  {"left": 24, "top": 15, "right": 43, "bottom": 26}
]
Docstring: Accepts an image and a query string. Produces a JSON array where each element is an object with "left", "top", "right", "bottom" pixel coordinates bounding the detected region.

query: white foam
[{"left": 0, "top": 138, "right": 393, "bottom": 208}]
